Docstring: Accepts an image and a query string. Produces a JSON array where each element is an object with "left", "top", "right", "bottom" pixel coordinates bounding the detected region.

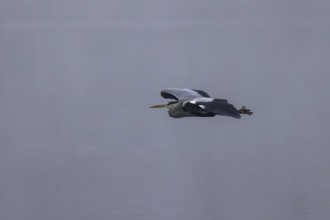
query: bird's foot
[{"left": 239, "top": 106, "right": 253, "bottom": 116}]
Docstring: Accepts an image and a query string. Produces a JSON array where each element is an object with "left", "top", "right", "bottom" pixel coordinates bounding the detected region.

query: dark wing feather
[
  {"left": 212, "top": 98, "right": 228, "bottom": 103},
  {"left": 160, "top": 91, "right": 178, "bottom": 100},
  {"left": 199, "top": 99, "right": 241, "bottom": 118},
  {"left": 183, "top": 102, "right": 216, "bottom": 117},
  {"left": 192, "top": 89, "right": 211, "bottom": 97}
]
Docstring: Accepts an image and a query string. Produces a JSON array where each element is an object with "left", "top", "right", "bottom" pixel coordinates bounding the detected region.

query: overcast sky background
[{"left": 1, "top": 1, "right": 330, "bottom": 220}]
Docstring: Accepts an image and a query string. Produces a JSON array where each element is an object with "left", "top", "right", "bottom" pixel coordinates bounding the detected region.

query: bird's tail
[{"left": 238, "top": 106, "right": 253, "bottom": 116}]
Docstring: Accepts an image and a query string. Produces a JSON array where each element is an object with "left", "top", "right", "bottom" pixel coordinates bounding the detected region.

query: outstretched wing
[
  {"left": 160, "top": 88, "right": 211, "bottom": 100},
  {"left": 183, "top": 98, "right": 241, "bottom": 119}
]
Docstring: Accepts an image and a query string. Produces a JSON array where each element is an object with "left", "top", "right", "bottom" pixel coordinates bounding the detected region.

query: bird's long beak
[{"left": 150, "top": 104, "right": 168, "bottom": 108}]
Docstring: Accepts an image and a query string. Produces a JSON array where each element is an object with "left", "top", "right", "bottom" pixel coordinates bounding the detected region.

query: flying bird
[{"left": 150, "top": 88, "right": 253, "bottom": 118}]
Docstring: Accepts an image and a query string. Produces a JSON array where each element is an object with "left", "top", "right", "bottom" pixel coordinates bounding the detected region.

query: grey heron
[{"left": 150, "top": 88, "right": 253, "bottom": 118}]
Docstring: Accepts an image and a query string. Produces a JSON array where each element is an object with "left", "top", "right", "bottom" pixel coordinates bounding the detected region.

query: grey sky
[{"left": 1, "top": 1, "right": 330, "bottom": 220}]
